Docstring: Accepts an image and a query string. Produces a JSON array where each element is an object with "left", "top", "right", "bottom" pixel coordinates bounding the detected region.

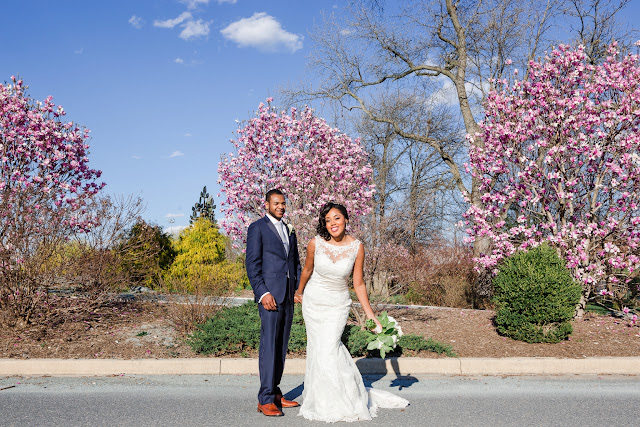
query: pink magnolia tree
[
  {"left": 0, "top": 76, "right": 105, "bottom": 324},
  {"left": 464, "top": 43, "right": 640, "bottom": 315},
  {"left": 218, "top": 98, "right": 375, "bottom": 252}
]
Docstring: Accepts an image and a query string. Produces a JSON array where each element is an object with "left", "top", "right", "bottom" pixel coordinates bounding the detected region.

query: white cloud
[
  {"left": 129, "top": 15, "right": 144, "bottom": 29},
  {"left": 220, "top": 12, "right": 303, "bottom": 53},
  {"left": 184, "top": 132, "right": 192, "bottom": 137},
  {"left": 180, "top": 19, "right": 210, "bottom": 40},
  {"left": 154, "top": 11, "right": 192, "bottom": 29},
  {"left": 428, "top": 79, "right": 458, "bottom": 106},
  {"left": 181, "top": 0, "right": 209, "bottom": 8},
  {"left": 179, "top": 0, "right": 236, "bottom": 10},
  {"left": 429, "top": 78, "right": 488, "bottom": 108},
  {"left": 169, "top": 150, "right": 185, "bottom": 158},
  {"left": 154, "top": 11, "right": 209, "bottom": 41},
  {"left": 166, "top": 213, "right": 185, "bottom": 218},
  {"left": 131, "top": 155, "right": 142, "bottom": 160},
  {"left": 166, "top": 225, "right": 188, "bottom": 236},
  {"left": 74, "top": 48, "right": 84, "bottom": 55},
  {"left": 174, "top": 57, "right": 185, "bottom": 64}
]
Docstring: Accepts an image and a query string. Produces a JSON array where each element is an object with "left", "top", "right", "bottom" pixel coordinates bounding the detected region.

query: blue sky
[
  {"left": 0, "top": 0, "right": 337, "bottom": 233},
  {"left": 2, "top": 0, "right": 640, "bottom": 235}
]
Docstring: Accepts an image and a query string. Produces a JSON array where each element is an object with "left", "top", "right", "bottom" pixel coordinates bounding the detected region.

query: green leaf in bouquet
[
  {"left": 378, "top": 311, "right": 390, "bottom": 327},
  {"left": 387, "top": 321, "right": 396, "bottom": 330},
  {"left": 367, "top": 340, "right": 380, "bottom": 350},
  {"left": 380, "top": 344, "right": 392, "bottom": 359},
  {"left": 381, "top": 335, "right": 395, "bottom": 347}
]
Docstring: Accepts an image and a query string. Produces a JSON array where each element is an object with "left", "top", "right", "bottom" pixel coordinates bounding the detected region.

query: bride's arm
[
  {"left": 294, "top": 238, "right": 316, "bottom": 303},
  {"left": 352, "top": 243, "right": 383, "bottom": 330}
]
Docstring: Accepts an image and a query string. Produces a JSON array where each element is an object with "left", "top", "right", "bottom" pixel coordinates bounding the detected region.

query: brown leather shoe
[
  {"left": 275, "top": 394, "right": 300, "bottom": 408},
  {"left": 257, "top": 403, "right": 283, "bottom": 417}
]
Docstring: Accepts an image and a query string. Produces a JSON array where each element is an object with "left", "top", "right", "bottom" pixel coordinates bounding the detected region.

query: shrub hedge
[
  {"left": 187, "top": 302, "right": 455, "bottom": 357},
  {"left": 492, "top": 244, "right": 582, "bottom": 343}
]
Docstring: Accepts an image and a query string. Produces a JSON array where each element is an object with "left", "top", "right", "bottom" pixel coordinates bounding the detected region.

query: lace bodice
[{"left": 310, "top": 235, "right": 360, "bottom": 292}]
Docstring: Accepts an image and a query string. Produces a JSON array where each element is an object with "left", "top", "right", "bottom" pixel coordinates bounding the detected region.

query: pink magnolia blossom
[
  {"left": 0, "top": 76, "right": 105, "bottom": 274},
  {"left": 218, "top": 99, "right": 375, "bottom": 252},
  {"left": 463, "top": 43, "right": 640, "bottom": 299}
]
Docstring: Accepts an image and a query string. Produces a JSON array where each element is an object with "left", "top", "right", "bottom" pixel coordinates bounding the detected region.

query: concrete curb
[{"left": 2, "top": 357, "right": 640, "bottom": 376}]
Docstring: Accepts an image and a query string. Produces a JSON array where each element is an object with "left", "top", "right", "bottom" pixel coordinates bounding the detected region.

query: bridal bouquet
[{"left": 365, "top": 311, "right": 403, "bottom": 359}]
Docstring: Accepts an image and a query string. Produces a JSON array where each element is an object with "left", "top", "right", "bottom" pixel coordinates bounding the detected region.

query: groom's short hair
[{"left": 266, "top": 189, "right": 285, "bottom": 202}]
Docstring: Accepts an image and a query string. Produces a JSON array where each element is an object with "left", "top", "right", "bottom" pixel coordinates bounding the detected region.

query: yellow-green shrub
[{"left": 163, "top": 218, "right": 249, "bottom": 293}]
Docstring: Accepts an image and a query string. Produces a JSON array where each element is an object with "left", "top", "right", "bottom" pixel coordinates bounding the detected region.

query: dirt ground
[{"left": 2, "top": 300, "right": 639, "bottom": 359}]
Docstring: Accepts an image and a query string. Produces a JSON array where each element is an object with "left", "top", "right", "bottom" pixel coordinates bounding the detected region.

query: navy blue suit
[{"left": 245, "top": 216, "right": 301, "bottom": 405}]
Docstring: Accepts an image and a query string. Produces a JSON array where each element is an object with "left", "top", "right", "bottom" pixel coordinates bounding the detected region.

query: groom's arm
[{"left": 245, "top": 222, "right": 270, "bottom": 301}]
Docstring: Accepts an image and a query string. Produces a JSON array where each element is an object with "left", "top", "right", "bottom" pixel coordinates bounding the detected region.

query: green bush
[
  {"left": 341, "top": 326, "right": 456, "bottom": 357},
  {"left": 493, "top": 244, "right": 581, "bottom": 343},
  {"left": 187, "top": 302, "right": 306, "bottom": 355},
  {"left": 398, "top": 334, "right": 457, "bottom": 357},
  {"left": 187, "top": 302, "right": 259, "bottom": 355},
  {"left": 188, "top": 302, "right": 456, "bottom": 357},
  {"left": 119, "top": 220, "right": 177, "bottom": 287}
]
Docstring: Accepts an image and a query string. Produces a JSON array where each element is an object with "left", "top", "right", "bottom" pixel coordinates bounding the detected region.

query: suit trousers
[{"left": 257, "top": 279, "right": 294, "bottom": 404}]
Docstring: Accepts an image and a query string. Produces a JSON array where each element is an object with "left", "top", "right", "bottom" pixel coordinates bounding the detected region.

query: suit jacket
[{"left": 245, "top": 216, "right": 301, "bottom": 304}]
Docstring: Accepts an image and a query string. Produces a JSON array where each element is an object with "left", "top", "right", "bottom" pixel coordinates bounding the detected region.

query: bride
[{"left": 293, "top": 202, "right": 409, "bottom": 422}]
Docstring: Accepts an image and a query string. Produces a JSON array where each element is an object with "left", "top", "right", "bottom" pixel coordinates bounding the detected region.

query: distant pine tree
[{"left": 190, "top": 186, "right": 216, "bottom": 225}]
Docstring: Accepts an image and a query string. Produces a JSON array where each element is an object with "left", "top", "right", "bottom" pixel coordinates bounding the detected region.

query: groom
[{"left": 245, "top": 189, "right": 301, "bottom": 417}]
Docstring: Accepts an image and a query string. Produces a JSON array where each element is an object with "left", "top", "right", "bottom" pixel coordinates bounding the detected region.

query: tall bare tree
[
  {"left": 564, "top": 0, "right": 634, "bottom": 64},
  {"left": 285, "top": 0, "right": 633, "bottom": 299}
]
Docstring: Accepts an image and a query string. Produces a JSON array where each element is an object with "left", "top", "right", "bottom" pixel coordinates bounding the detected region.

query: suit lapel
[
  {"left": 285, "top": 224, "right": 294, "bottom": 258},
  {"left": 283, "top": 221, "right": 294, "bottom": 259},
  {"left": 264, "top": 216, "right": 287, "bottom": 258}
]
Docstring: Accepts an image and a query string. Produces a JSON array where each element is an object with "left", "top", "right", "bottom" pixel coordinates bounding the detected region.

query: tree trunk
[
  {"left": 371, "top": 270, "right": 390, "bottom": 297},
  {"left": 574, "top": 291, "right": 588, "bottom": 319}
]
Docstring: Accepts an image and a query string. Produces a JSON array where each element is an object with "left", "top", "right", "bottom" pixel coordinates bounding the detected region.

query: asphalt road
[{"left": 1, "top": 374, "right": 639, "bottom": 426}]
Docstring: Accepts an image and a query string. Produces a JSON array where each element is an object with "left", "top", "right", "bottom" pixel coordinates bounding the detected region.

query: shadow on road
[
  {"left": 285, "top": 357, "right": 419, "bottom": 399},
  {"left": 357, "top": 357, "right": 419, "bottom": 390},
  {"left": 285, "top": 383, "right": 304, "bottom": 401}
]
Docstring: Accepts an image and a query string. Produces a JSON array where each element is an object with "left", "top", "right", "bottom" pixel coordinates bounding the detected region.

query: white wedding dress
[{"left": 299, "top": 236, "right": 409, "bottom": 423}]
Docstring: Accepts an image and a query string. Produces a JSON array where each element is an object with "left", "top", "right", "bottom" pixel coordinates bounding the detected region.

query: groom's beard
[{"left": 268, "top": 208, "right": 285, "bottom": 219}]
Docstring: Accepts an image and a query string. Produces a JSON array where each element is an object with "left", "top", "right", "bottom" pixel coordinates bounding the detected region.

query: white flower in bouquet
[
  {"left": 387, "top": 314, "right": 403, "bottom": 337},
  {"left": 365, "top": 311, "right": 403, "bottom": 359}
]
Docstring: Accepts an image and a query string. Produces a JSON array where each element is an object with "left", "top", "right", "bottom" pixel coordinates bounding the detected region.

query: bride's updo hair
[{"left": 317, "top": 202, "right": 349, "bottom": 241}]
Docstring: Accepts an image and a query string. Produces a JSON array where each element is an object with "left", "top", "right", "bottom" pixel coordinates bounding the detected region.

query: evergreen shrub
[
  {"left": 398, "top": 334, "right": 457, "bottom": 357},
  {"left": 187, "top": 302, "right": 306, "bottom": 355},
  {"left": 188, "top": 302, "right": 456, "bottom": 357},
  {"left": 493, "top": 244, "right": 581, "bottom": 343},
  {"left": 342, "top": 326, "right": 456, "bottom": 357}
]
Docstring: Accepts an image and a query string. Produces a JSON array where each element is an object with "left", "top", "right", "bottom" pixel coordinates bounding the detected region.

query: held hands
[{"left": 294, "top": 291, "right": 303, "bottom": 304}]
